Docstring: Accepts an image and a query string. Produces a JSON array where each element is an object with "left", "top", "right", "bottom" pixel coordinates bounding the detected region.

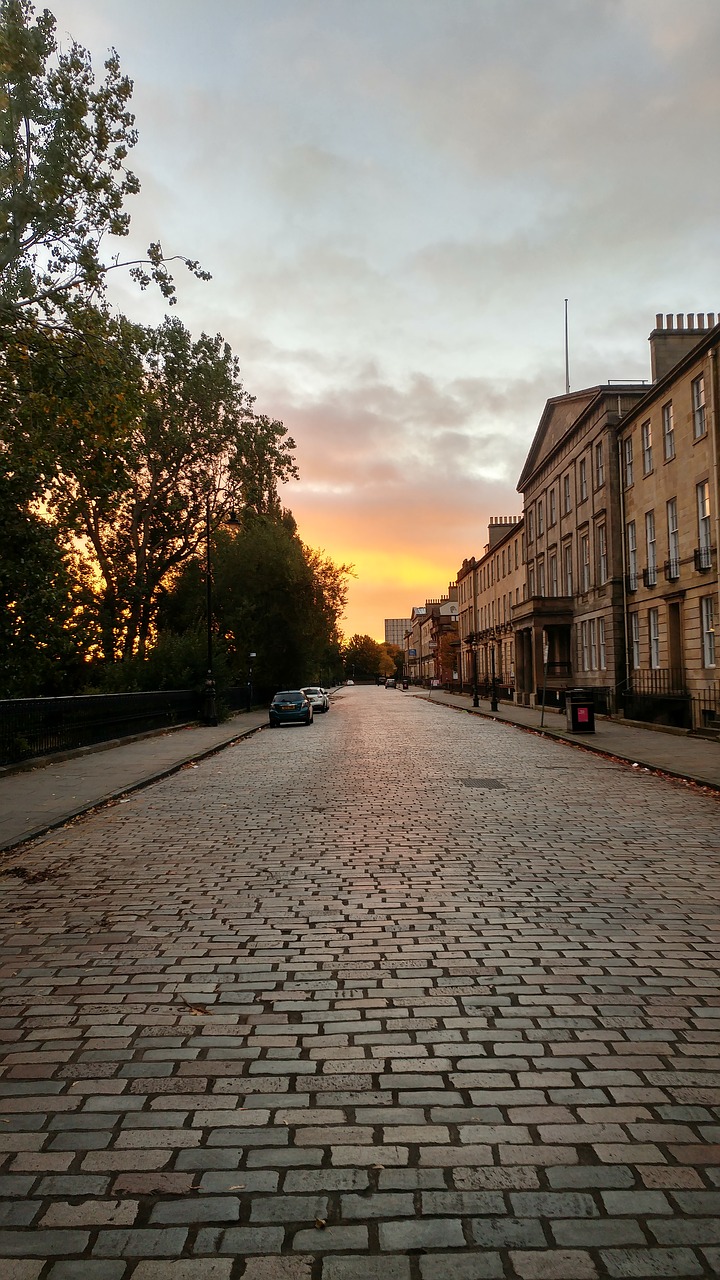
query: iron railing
[
  {"left": 693, "top": 681, "right": 720, "bottom": 728},
  {"left": 0, "top": 690, "right": 199, "bottom": 766},
  {"left": 695, "top": 545, "right": 713, "bottom": 572},
  {"left": 630, "top": 668, "right": 688, "bottom": 696},
  {"left": 664, "top": 558, "right": 680, "bottom": 582}
]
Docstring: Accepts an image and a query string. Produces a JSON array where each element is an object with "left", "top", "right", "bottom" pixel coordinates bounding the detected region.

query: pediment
[{"left": 517, "top": 389, "right": 599, "bottom": 491}]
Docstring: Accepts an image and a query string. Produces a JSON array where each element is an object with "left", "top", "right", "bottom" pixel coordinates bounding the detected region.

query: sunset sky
[{"left": 50, "top": 0, "right": 720, "bottom": 640}]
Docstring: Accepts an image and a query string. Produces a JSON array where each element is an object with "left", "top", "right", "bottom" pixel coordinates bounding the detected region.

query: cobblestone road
[{"left": 2, "top": 685, "right": 720, "bottom": 1280}]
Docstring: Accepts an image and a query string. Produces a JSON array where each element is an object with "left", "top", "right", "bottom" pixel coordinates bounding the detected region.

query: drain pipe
[
  {"left": 710, "top": 346, "right": 720, "bottom": 653},
  {"left": 618, "top": 433, "right": 631, "bottom": 697}
]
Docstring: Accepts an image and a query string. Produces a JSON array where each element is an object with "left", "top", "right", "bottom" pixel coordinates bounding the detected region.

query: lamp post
[
  {"left": 247, "top": 651, "right": 256, "bottom": 711},
  {"left": 490, "top": 643, "right": 499, "bottom": 712},
  {"left": 202, "top": 494, "right": 218, "bottom": 726}
]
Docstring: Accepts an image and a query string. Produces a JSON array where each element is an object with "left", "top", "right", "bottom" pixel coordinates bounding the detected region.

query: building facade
[
  {"left": 618, "top": 314, "right": 719, "bottom": 727},
  {"left": 471, "top": 517, "right": 525, "bottom": 697},
  {"left": 384, "top": 618, "right": 411, "bottom": 647}
]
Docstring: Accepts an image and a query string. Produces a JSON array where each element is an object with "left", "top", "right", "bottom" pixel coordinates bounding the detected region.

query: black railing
[
  {"left": 664, "top": 558, "right": 680, "bottom": 582},
  {"left": 643, "top": 565, "right": 657, "bottom": 588},
  {"left": 630, "top": 668, "right": 688, "bottom": 696},
  {"left": 694, "top": 681, "right": 720, "bottom": 728},
  {"left": 626, "top": 571, "right": 638, "bottom": 592},
  {"left": 695, "top": 545, "right": 713, "bottom": 572},
  {"left": 0, "top": 690, "right": 199, "bottom": 766}
]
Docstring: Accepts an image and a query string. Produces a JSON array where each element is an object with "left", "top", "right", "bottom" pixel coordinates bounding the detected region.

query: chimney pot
[
  {"left": 676, "top": 313, "right": 684, "bottom": 329},
  {"left": 708, "top": 312, "right": 716, "bottom": 327},
  {"left": 666, "top": 313, "right": 674, "bottom": 329},
  {"left": 698, "top": 313, "right": 705, "bottom": 328},
  {"left": 687, "top": 313, "right": 695, "bottom": 328},
  {"left": 655, "top": 313, "right": 663, "bottom": 329}
]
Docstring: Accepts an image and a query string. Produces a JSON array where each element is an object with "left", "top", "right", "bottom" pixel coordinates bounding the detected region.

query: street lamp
[
  {"left": 247, "top": 652, "right": 256, "bottom": 711},
  {"left": 490, "top": 644, "right": 499, "bottom": 713},
  {"left": 202, "top": 494, "right": 217, "bottom": 726}
]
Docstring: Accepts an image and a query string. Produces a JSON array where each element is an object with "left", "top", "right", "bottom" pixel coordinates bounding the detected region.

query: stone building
[
  {"left": 514, "top": 385, "right": 648, "bottom": 707},
  {"left": 618, "top": 314, "right": 719, "bottom": 727},
  {"left": 470, "top": 517, "right": 525, "bottom": 697}
]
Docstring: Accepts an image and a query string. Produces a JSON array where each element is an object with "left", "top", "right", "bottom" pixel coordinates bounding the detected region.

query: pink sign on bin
[{"left": 577, "top": 707, "right": 589, "bottom": 722}]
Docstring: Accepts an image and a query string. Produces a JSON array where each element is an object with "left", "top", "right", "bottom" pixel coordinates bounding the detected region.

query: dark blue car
[{"left": 269, "top": 690, "right": 314, "bottom": 727}]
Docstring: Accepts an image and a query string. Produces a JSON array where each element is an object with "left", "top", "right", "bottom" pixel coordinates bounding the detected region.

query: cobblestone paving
[{"left": 1, "top": 685, "right": 720, "bottom": 1279}]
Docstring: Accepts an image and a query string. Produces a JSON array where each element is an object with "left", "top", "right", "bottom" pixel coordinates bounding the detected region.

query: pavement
[
  {"left": 1, "top": 686, "right": 718, "bottom": 857},
  {"left": 0, "top": 711, "right": 269, "bottom": 855},
  {"left": 420, "top": 688, "right": 720, "bottom": 791},
  {"left": 1, "top": 684, "right": 719, "bottom": 1278}
]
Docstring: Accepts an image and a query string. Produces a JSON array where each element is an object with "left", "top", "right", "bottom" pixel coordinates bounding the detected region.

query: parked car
[
  {"left": 269, "top": 690, "right": 313, "bottom": 727},
  {"left": 385, "top": 677, "right": 396, "bottom": 688},
  {"left": 346, "top": 679, "right": 354, "bottom": 685},
  {"left": 302, "top": 686, "right": 329, "bottom": 713}
]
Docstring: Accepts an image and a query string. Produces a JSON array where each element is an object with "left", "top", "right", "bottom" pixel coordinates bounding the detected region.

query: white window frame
[
  {"left": 538, "top": 558, "right": 546, "bottom": 597},
  {"left": 645, "top": 510, "right": 657, "bottom": 585},
  {"left": 580, "top": 620, "right": 589, "bottom": 672},
  {"left": 549, "top": 488, "right": 557, "bottom": 526},
  {"left": 701, "top": 596, "right": 716, "bottom": 667},
  {"left": 579, "top": 458, "right": 588, "bottom": 501},
  {"left": 589, "top": 617, "right": 598, "bottom": 670},
  {"left": 630, "top": 611, "right": 640, "bottom": 669},
  {"left": 563, "top": 473, "right": 571, "bottom": 514},
  {"left": 599, "top": 616, "right": 606, "bottom": 670},
  {"left": 623, "top": 436, "right": 634, "bottom": 487},
  {"left": 527, "top": 508, "right": 535, "bottom": 543},
  {"left": 641, "top": 421, "right": 653, "bottom": 475},
  {"left": 692, "top": 375, "right": 706, "bottom": 439},
  {"left": 594, "top": 441, "right": 604, "bottom": 488},
  {"left": 649, "top": 607, "right": 660, "bottom": 669},
  {"left": 662, "top": 402, "right": 675, "bottom": 461},
  {"left": 597, "top": 524, "right": 608, "bottom": 585},
  {"left": 667, "top": 498, "right": 679, "bottom": 579},
  {"left": 580, "top": 532, "right": 590, "bottom": 591},
  {"left": 563, "top": 543, "right": 573, "bottom": 596},
  {"left": 697, "top": 480, "right": 712, "bottom": 561},
  {"left": 549, "top": 552, "right": 558, "bottom": 597},
  {"left": 627, "top": 520, "right": 638, "bottom": 590}
]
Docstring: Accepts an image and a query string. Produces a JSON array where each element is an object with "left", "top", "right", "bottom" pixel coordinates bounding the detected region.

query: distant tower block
[{"left": 385, "top": 618, "right": 411, "bottom": 646}]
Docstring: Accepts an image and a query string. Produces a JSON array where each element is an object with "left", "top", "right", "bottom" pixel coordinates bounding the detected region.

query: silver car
[{"left": 302, "top": 686, "right": 329, "bottom": 713}]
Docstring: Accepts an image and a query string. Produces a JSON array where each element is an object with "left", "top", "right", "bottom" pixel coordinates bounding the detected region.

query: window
[
  {"left": 697, "top": 480, "right": 712, "bottom": 569},
  {"left": 563, "top": 543, "right": 573, "bottom": 595},
  {"left": 527, "top": 508, "right": 535, "bottom": 543},
  {"left": 563, "top": 473, "right": 571, "bottom": 514},
  {"left": 631, "top": 611, "right": 640, "bottom": 669},
  {"left": 599, "top": 616, "right": 606, "bottom": 670},
  {"left": 692, "top": 375, "right": 706, "bottom": 439},
  {"left": 649, "top": 607, "right": 660, "bottom": 668},
  {"left": 537, "top": 500, "right": 544, "bottom": 536},
  {"left": 579, "top": 458, "right": 588, "bottom": 501},
  {"left": 580, "top": 620, "right": 589, "bottom": 672},
  {"left": 701, "top": 596, "right": 716, "bottom": 667},
  {"left": 623, "top": 436, "right": 634, "bottom": 487},
  {"left": 580, "top": 532, "right": 590, "bottom": 591},
  {"left": 666, "top": 498, "right": 679, "bottom": 580},
  {"left": 597, "top": 524, "right": 608, "bottom": 585},
  {"left": 645, "top": 510, "right": 657, "bottom": 586},
  {"left": 641, "top": 421, "right": 653, "bottom": 475},
  {"left": 538, "top": 558, "right": 546, "bottom": 597},
  {"left": 515, "top": 539, "right": 519, "bottom": 569},
  {"left": 549, "top": 552, "right": 558, "bottom": 597},
  {"left": 627, "top": 521, "right": 638, "bottom": 590},
  {"left": 590, "top": 618, "right": 598, "bottom": 670},
  {"left": 594, "top": 441, "right": 604, "bottom": 488},
  {"left": 528, "top": 563, "right": 535, "bottom": 596},
  {"left": 662, "top": 403, "right": 675, "bottom": 461},
  {"left": 549, "top": 488, "right": 557, "bottom": 525},
  {"left": 502, "top": 549, "right": 506, "bottom": 577}
]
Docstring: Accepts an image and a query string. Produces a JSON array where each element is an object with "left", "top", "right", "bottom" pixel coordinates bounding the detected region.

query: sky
[{"left": 49, "top": 0, "right": 720, "bottom": 640}]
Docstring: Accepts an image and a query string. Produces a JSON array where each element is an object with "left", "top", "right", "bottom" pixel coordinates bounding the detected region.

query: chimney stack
[{"left": 650, "top": 310, "right": 717, "bottom": 382}]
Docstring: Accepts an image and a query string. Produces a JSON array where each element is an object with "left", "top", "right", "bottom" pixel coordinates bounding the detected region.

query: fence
[{"left": 0, "top": 690, "right": 200, "bottom": 766}]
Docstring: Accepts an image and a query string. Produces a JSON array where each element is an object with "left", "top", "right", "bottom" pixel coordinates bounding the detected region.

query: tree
[
  {"left": 379, "top": 642, "right": 403, "bottom": 679},
  {"left": 0, "top": 0, "right": 208, "bottom": 322},
  {"left": 156, "top": 513, "right": 352, "bottom": 695},
  {"left": 343, "top": 634, "right": 382, "bottom": 681},
  {"left": 4, "top": 306, "right": 298, "bottom": 663}
]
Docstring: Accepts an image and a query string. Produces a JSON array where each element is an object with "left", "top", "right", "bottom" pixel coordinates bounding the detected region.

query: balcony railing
[
  {"left": 630, "top": 668, "right": 688, "bottom": 696},
  {"left": 643, "top": 565, "right": 658, "bottom": 588},
  {"left": 626, "top": 571, "right": 638, "bottom": 592},
  {"left": 695, "top": 545, "right": 713, "bottom": 572},
  {"left": 664, "top": 558, "right": 680, "bottom": 582}
]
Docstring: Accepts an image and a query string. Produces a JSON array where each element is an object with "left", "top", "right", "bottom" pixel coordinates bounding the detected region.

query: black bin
[{"left": 566, "top": 688, "right": 595, "bottom": 733}]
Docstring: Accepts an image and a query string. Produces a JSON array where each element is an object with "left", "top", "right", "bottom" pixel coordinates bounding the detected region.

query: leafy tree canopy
[
  {"left": 343, "top": 634, "right": 382, "bottom": 681},
  {"left": 0, "top": 0, "right": 208, "bottom": 322}
]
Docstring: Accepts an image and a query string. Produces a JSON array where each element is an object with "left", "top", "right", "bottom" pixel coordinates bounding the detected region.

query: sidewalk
[
  {"left": 0, "top": 710, "right": 268, "bottom": 854},
  {"left": 420, "top": 687, "right": 720, "bottom": 790}
]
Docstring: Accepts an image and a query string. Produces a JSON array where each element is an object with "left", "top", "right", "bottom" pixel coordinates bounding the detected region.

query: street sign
[{"left": 408, "top": 648, "right": 417, "bottom": 656}]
